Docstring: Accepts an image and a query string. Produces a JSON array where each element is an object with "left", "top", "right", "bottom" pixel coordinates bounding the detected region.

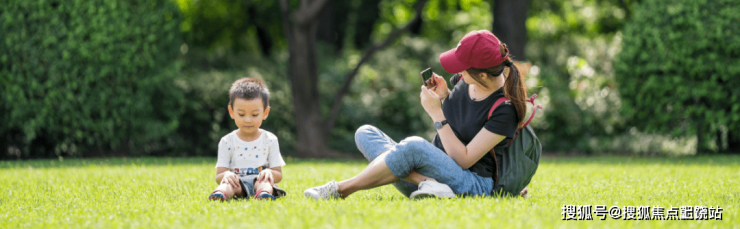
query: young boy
[{"left": 208, "top": 77, "right": 286, "bottom": 201}]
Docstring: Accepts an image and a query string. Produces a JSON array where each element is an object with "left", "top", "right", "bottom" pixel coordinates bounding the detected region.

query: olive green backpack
[{"left": 487, "top": 95, "right": 542, "bottom": 196}]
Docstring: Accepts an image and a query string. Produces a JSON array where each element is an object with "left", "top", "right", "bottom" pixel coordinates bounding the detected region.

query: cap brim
[{"left": 439, "top": 49, "right": 469, "bottom": 74}]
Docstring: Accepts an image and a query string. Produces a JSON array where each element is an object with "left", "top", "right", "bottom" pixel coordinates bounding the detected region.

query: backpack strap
[
  {"left": 487, "top": 94, "right": 542, "bottom": 143},
  {"left": 487, "top": 97, "right": 511, "bottom": 119},
  {"left": 486, "top": 97, "right": 509, "bottom": 185},
  {"left": 487, "top": 94, "right": 542, "bottom": 123},
  {"left": 522, "top": 94, "right": 543, "bottom": 127}
]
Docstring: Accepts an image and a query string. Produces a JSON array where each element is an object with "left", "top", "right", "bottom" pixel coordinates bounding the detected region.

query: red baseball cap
[{"left": 439, "top": 30, "right": 509, "bottom": 74}]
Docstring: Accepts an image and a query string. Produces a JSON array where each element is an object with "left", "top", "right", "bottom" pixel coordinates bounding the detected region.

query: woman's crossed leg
[{"left": 304, "top": 125, "right": 493, "bottom": 199}]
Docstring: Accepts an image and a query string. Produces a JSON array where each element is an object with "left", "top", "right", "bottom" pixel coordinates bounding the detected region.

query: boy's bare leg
[
  {"left": 214, "top": 179, "right": 244, "bottom": 198},
  {"left": 254, "top": 179, "right": 274, "bottom": 195}
]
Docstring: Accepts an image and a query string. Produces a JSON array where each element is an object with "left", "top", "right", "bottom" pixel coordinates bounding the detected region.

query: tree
[
  {"left": 316, "top": 0, "right": 351, "bottom": 52},
  {"left": 278, "top": 0, "right": 330, "bottom": 157},
  {"left": 353, "top": 0, "right": 384, "bottom": 49},
  {"left": 492, "top": 0, "right": 529, "bottom": 61},
  {"left": 616, "top": 0, "right": 740, "bottom": 154},
  {"left": 279, "top": 0, "right": 429, "bottom": 157}
]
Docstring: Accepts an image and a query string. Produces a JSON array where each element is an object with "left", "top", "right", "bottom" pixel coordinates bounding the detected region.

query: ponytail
[
  {"left": 502, "top": 58, "right": 527, "bottom": 127},
  {"left": 465, "top": 43, "right": 528, "bottom": 127}
]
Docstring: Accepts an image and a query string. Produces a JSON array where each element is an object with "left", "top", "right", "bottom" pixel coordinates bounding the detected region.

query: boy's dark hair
[{"left": 229, "top": 77, "right": 270, "bottom": 109}]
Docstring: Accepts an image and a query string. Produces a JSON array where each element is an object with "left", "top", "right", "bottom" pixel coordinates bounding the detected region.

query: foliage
[
  {"left": 5, "top": 0, "right": 728, "bottom": 157},
  {"left": 615, "top": 0, "right": 740, "bottom": 152},
  {"left": 525, "top": 0, "right": 638, "bottom": 153},
  {"left": 175, "top": 0, "right": 284, "bottom": 55},
  {"left": 375, "top": 0, "right": 492, "bottom": 47},
  {"left": 174, "top": 0, "right": 494, "bottom": 55},
  {"left": 0, "top": 0, "right": 183, "bottom": 158},
  {"left": 175, "top": 0, "right": 706, "bottom": 155},
  {"left": 320, "top": 37, "right": 451, "bottom": 152},
  {"left": 528, "top": 0, "right": 629, "bottom": 39},
  {"left": 1, "top": 156, "right": 738, "bottom": 227}
]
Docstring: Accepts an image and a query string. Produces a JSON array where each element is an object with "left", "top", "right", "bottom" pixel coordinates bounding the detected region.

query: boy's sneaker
[
  {"left": 254, "top": 191, "right": 276, "bottom": 200},
  {"left": 409, "top": 179, "right": 456, "bottom": 199},
  {"left": 304, "top": 181, "right": 340, "bottom": 200},
  {"left": 208, "top": 191, "right": 227, "bottom": 202}
]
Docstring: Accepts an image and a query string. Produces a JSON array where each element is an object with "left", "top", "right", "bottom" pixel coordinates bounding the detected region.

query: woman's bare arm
[
  {"left": 436, "top": 126, "right": 505, "bottom": 169},
  {"left": 420, "top": 86, "right": 505, "bottom": 169}
]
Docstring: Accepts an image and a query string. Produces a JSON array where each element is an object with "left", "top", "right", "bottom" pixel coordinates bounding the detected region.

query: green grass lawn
[{"left": 1, "top": 155, "right": 738, "bottom": 228}]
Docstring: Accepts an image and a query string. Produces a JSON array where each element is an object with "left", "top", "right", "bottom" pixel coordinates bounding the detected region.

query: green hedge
[
  {"left": 616, "top": 0, "right": 740, "bottom": 152},
  {"left": 1, "top": 0, "right": 183, "bottom": 158}
]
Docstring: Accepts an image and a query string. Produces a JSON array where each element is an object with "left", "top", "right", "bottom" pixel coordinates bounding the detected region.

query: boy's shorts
[{"left": 238, "top": 175, "right": 287, "bottom": 199}]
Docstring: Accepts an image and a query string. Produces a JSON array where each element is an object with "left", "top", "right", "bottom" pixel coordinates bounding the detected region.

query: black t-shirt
[{"left": 432, "top": 80, "right": 518, "bottom": 178}]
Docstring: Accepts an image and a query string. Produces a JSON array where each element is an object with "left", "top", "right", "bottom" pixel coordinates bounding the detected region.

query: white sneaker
[
  {"left": 304, "top": 181, "right": 341, "bottom": 200},
  {"left": 410, "top": 179, "right": 456, "bottom": 199}
]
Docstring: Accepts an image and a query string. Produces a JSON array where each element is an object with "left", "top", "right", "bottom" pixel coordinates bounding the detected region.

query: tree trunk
[
  {"left": 280, "top": 0, "right": 332, "bottom": 157},
  {"left": 254, "top": 26, "right": 273, "bottom": 56},
  {"left": 695, "top": 121, "right": 715, "bottom": 154},
  {"left": 728, "top": 131, "right": 740, "bottom": 154},
  {"left": 492, "top": 0, "right": 529, "bottom": 61},
  {"left": 316, "top": 2, "right": 336, "bottom": 45},
  {"left": 280, "top": 0, "right": 426, "bottom": 157},
  {"left": 409, "top": 1, "right": 424, "bottom": 35},
  {"left": 325, "top": 0, "right": 429, "bottom": 135},
  {"left": 409, "top": 15, "right": 423, "bottom": 35},
  {"left": 353, "top": 0, "right": 382, "bottom": 49},
  {"left": 246, "top": 4, "right": 273, "bottom": 56},
  {"left": 315, "top": 1, "right": 341, "bottom": 52},
  {"left": 288, "top": 22, "right": 329, "bottom": 157},
  {"left": 316, "top": 0, "right": 350, "bottom": 53}
]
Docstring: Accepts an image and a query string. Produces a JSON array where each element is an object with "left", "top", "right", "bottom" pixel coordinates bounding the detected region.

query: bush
[
  {"left": 615, "top": 0, "right": 740, "bottom": 153},
  {"left": 1, "top": 0, "right": 183, "bottom": 158},
  {"left": 523, "top": 0, "right": 636, "bottom": 154}
]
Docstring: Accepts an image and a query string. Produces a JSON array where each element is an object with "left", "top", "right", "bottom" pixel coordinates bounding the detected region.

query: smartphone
[{"left": 420, "top": 68, "right": 436, "bottom": 88}]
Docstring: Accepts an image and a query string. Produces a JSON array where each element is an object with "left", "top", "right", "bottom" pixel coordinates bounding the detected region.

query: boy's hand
[
  {"left": 257, "top": 169, "right": 274, "bottom": 185},
  {"left": 222, "top": 171, "right": 241, "bottom": 189}
]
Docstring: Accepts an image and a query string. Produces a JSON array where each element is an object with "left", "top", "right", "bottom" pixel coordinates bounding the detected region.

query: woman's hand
[
  {"left": 420, "top": 86, "right": 444, "bottom": 121},
  {"left": 430, "top": 73, "right": 450, "bottom": 98},
  {"left": 257, "top": 168, "right": 274, "bottom": 185}
]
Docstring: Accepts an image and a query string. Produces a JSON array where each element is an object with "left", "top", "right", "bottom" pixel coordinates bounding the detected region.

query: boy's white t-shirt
[{"left": 215, "top": 129, "right": 286, "bottom": 177}]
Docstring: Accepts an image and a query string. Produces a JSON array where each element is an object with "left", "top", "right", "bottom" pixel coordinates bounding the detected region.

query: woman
[{"left": 304, "top": 30, "right": 528, "bottom": 199}]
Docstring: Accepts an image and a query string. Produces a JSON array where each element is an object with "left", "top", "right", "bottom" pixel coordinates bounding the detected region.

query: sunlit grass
[{"left": 1, "top": 156, "right": 737, "bottom": 228}]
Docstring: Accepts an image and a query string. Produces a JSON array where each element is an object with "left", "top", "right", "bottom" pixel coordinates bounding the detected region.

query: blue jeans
[{"left": 354, "top": 125, "right": 494, "bottom": 197}]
